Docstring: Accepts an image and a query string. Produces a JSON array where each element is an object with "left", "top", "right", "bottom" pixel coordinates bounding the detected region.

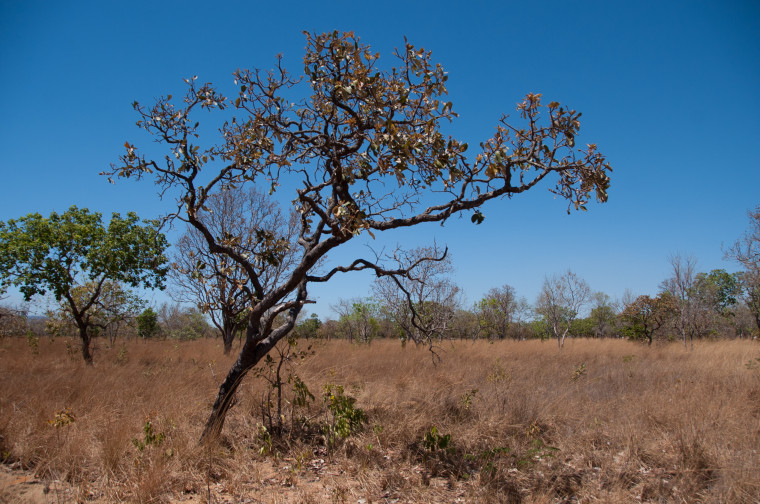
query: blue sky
[{"left": 1, "top": 1, "right": 759, "bottom": 319}]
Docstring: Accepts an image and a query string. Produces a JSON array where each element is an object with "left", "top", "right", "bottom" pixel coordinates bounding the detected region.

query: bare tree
[
  {"left": 0, "top": 303, "right": 28, "bottom": 338},
  {"left": 170, "top": 187, "right": 298, "bottom": 354},
  {"left": 661, "top": 254, "right": 701, "bottom": 347},
  {"left": 106, "top": 32, "right": 611, "bottom": 440},
  {"left": 372, "top": 246, "right": 460, "bottom": 343},
  {"left": 725, "top": 206, "right": 760, "bottom": 334},
  {"left": 535, "top": 270, "right": 591, "bottom": 348}
]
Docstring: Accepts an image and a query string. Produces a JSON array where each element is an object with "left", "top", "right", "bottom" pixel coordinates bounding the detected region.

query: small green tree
[
  {"left": 137, "top": 307, "right": 160, "bottom": 339},
  {"left": 293, "top": 313, "right": 322, "bottom": 340},
  {"left": 0, "top": 207, "right": 167, "bottom": 363},
  {"left": 334, "top": 298, "right": 381, "bottom": 343}
]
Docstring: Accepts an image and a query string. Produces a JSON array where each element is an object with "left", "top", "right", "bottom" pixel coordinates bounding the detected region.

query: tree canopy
[
  {"left": 105, "top": 31, "right": 612, "bottom": 439},
  {"left": 0, "top": 206, "right": 168, "bottom": 362}
]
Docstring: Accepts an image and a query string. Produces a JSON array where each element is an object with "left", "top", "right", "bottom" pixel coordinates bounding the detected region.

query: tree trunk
[
  {"left": 557, "top": 325, "right": 569, "bottom": 349},
  {"left": 78, "top": 326, "right": 93, "bottom": 365},
  {"left": 201, "top": 282, "right": 307, "bottom": 443},
  {"left": 200, "top": 333, "right": 279, "bottom": 443},
  {"left": 222, "top": 324, "right": 234, "bottom": 355}
]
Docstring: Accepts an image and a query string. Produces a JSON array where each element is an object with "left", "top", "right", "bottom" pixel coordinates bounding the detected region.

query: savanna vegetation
[
  {"left": 1, "top": 31, "right": 760, "bottom": 503},
  {"left": 0, "top": 337, "right": 758, "bottom": 503}
]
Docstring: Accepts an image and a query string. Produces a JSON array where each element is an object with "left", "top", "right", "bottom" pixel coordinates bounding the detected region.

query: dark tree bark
[
  {"left": 201, "top": 283, "right": 306, "bottom": 442},
  {"left": 78, "top": 325, "right": 93, "bottom": 364}
]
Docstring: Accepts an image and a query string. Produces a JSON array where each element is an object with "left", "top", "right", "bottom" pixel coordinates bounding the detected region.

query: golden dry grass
[{"left": 1, "top": 336, "right": 759, "bottom": 503}]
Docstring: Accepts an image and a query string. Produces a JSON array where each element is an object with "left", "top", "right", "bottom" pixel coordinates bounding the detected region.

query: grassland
[{"left": 1, "top": 336, "right": 759, "bottom": 503}]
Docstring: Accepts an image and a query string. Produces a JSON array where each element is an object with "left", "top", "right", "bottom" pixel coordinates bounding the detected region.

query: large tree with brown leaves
[{"left": 106, "top": 31, "right": 612, "bottom": 441}]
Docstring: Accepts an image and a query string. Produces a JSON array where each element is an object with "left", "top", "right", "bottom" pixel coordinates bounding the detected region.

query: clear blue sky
[{"left": 1, "top": 1, "right": 759, "bottom": 319}]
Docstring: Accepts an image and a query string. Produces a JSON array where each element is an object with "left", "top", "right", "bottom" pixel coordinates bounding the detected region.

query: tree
[
  {"left": 158, "top": 302, "right": 212, "bottom": 340},
  {"left": 475, "top": 285, "right": 518, "bottom": 339},
  {"left": 621, "top": 293, "right": 677, "bottom": 345},
  {"left": 0, "top": 303, "right": 28, "bottom": 338},
  {"left": 661, "top": 254, "right": 704, "bottom": 347},
  {"left": 694, "top": 269, "right": 740, "bottom": 314},
  {"left": 725, "top": 206, "right": 760, "bottom": 334},
  {"left": 0, "top": 207, "right": 167, "bottom": 363},
  {"left": 293, "top": 313, "right": 322, "bottom": 340},
  {"left": 137, "top": 307, "right": 160, "bottom": 339},
  {"left": 692, "top": 269, "right": 741, "bottom": 337},
  {"left": 333, "top": 298, "right": 381, "bottom": 343},
  {"left": 106, "top": 31, "right": 611, "bottom": 440},
  {"left": 169, "top": 187, "right": 298, "bottom": 354},
  {"left": 588, "top": 291, "right": 618, "bottom": 338},
  {"left": 474, "top": 284, "right": 531, "bottom": 340},
  {"left": 47, "top": 280, "right": 145, "bottom": 345},
  {"left": 448, "top": 308, "right": 479, "bottom": 340},
  {"left": 372, "top": 246, "right": 460, "bottom": 343},
  {"left": 535, "top": 270, "right": 591, "bottom": 348}
]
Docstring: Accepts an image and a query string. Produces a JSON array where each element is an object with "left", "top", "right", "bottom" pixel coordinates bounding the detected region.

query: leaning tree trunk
[
  {"left": 200, "top": 324, "right": 296, "bottom": 442},
  {"left": 200, "top": 282, "right": 308, "bottom": 443}
]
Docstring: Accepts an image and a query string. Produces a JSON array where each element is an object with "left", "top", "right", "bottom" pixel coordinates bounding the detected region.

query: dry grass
[{"left": 1, "top": 336, "right": 759, "bottom": 503}]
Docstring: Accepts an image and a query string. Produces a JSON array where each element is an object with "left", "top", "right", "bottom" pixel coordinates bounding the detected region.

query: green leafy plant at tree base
[
  {"left": 423, "top": 426, "right": 452, "bottom": 452},
  {"left": 322, "top": 383, "right": 367, "bottom": 451},
  {"left": 254, "top": 338, "right": 315, "bottom": 440},
  {"left": 132, "top": 420, "right": 166, "bottom": 452}
]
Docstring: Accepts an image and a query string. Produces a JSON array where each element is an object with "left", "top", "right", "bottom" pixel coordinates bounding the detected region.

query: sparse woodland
[{"left": 1, "top": 31, "right": 760, "bottom": 503}]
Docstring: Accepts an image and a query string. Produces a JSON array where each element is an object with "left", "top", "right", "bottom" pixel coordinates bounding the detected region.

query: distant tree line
[
  {"left": 3, "top": 204, "right": 760, "bottom": 353},
  {"left": 314, "top": 263, "right": 756, "bottom": 347}
]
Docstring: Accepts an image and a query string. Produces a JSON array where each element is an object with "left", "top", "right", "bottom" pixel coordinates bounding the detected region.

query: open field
[{"left": 1, "top": 337, "right": 759, "bottom": 503}]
